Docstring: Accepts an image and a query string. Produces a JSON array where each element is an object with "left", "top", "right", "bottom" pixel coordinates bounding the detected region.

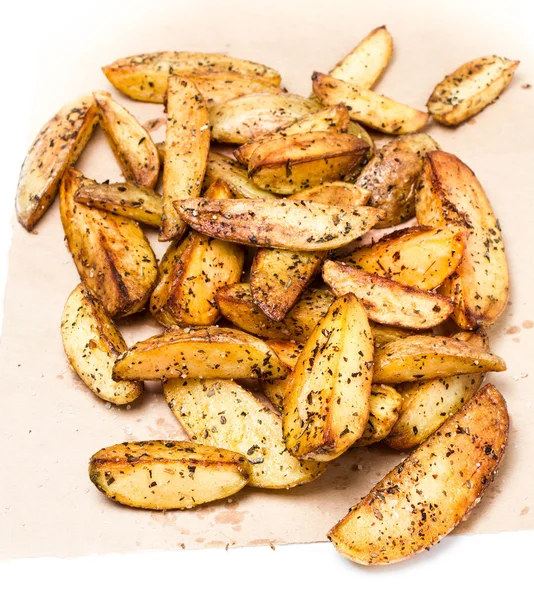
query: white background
[{"left": 0, "top": 1, "right": 532, "bottom": 598}]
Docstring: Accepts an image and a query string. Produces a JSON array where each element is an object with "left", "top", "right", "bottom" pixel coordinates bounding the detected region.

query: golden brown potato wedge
[
  {"left": 347, "top": 122, "right": 375, "bottom": 157},
  {"left": 176, "top": 196, "right": 383, "bottom": 251},
  {"left": 60, "top": 169, "right": 158, "bottom": 318},
  {"left": 164, "top": 379, "right": 327, "bottom": 488},
  {"left": 113, "top": 326, "right": 287, "bottom": 381},
  {"left": 323, "top": 260, "right": 453, "bottom": 329},
  {"left": 373, "top": 335, "right": 506, "bottom": 384},
  {"left": 371, "top": 323, "right": 419, "bottom": 347},
  {"left": 89, "top": 441, "right": 250, "bottom": 509},
  {"left": 209, "top": 93, "right": 322, "bottom": 144},
  {"left": 330, "top": 25, "right": 393, "bottom": 89},
  {"left": 75, "top": 182, "right": 163, "bottom": 227},
  {"left": 188, "top": 72, "right": 283, "bottom": 105},
  {"left": 427, "top": 55, "right": 519, "bottom": 126},
  {"left": 312, "top": 72, "right": 429, "bottom": 134},
  {"left": 353, "top": 385, "right": 403, "bottom": 447},
  {"left": 94, "top": 92, "right": 160, "bottom": 189},
  {"left": 102, "top": 51, "right": 282, "bottom": 103},
  {"left": 248, "top": 132, "right": 370, "bottom": 195},
  {"left": 16, "top": 95, "right": 99, "bottom": 231},
  {"left": 344, "top": 226, "right": 465, "bottom": 290},
  {"left": 417, "top": 151, "right": 509, "bottom": 329},
  {"left": 262, "top": 340, "right": 304, "bottom": 410},
  {"left": 355, "top": 133, "right": 440, "bottom": 227},
  {"left": 160, "top": 76, "right": 210, "bottom": 241},
  {"left": 328, "top": 384, "right": 509, "bottom": 564},
  {"left": 61, "top": 284, "right": 143, "bottom": 404},
  {"left": 283, "top": 294, "right": 373, "bottom": 461}
]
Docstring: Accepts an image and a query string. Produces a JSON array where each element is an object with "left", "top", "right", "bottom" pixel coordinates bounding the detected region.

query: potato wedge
[
  {"left": 355, "top": 133, "right": 440, "bottom": 227},
  {"left": 16, "top": 95, "right": 98, "bottom": 231},
  {"left": 330, "top": 25, "right": 393, "bottom": 89},
  {"left": 323, "top": 260, "right": 453, "bottom": 329},
  {"left": 60, "top": 169, "right": 158, "bottom": 318},
  {"left": 427, "top": 55, "right": 519, "bottom": 126},
  {"left": 234, "top": 104, "right": 350, "bottom": 164},
  {"left": 89, "top": 441, "right": 250, "bottom": 509},
  {"left": 345, "top": 226, "right": 465, "bottom": 289},
  {"left": 216, "top": 284, "right": 334, "bottom": 342},
  {"left": 248, "top": 132, "right": 370, "bottom": 195},
  {"left": 262, "top": 340, "right": 304, "bottom": 410},
  {"left": 347, "top": 121, "right": 375, "bottom": 160},
  {"left": 386, "top": 331, "right": 488, "bottom": 449},
  {"left": 312, "top": 72, "right": 429, "bottom": 134},
  {"left": 94, "top": 92, "right": 160, "bottom": 189},
  {"left": 102, "top": 51, "right": 282, "bottom": 103},
  {"left": 353, "top": 385, "right": 403, "bottom": 447},
  {"left": 209, "top": 93, "right": 322, "bottom": 144},
  {"left": 164, "top": 378, "right": 327, "bottom": 488},
  {"left": 371, "top": 323, "right": 419, "bottom": 347},
  {"left": 75, "top": 182, "right": 163, "bottom": 227},
  {"left": 113, "top": 326, "right": 287, "bottom": 381},
  {"left": 61, "top": 284, "right": 143, "bottom": 404},
  {"left": 188, "top": 72, "right": 283, "bottom": 105},
  {"left": 417, "top": 151, "right": 509, "bottom": 329},
  {"left": 328, "top": 384, "right": 509, "bottom": 565},
  {"left": 283, "top": 294, "right": 373, "bottom": 461},
  {"left": 160, "top": 76, "right": 210, "bottom": 241},
  {"left": 373, "top": 335, "right": 506, "bottom": 384},
  {"left": 177, "top": 197, "right": 383, "bottom": 251}
]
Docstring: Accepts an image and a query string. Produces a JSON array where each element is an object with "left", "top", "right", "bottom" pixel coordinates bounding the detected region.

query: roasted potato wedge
[
  {"left": 160, "top": 76, "right": 210, "bottom": 241},
  {"left": 330, "top": 25, "right": 393, "bottom": 89},
  {"left": 355, "top": 133, "right": 440, "bottom": 227},
  {"left": 60, "top": 169, "right": 158, "bottom": 318},
  {"left": 344, "top": 226, "right": 465, "bottom": 289},
  {"left": 94, "top": 92, "right": 159, "bottom": 189},
  {"left": 427, "top": 55, "right": 519, "bottom": 126},
  {"left": 187, "top": 72, "right": 283, "bottom": 105},
  {"left": 248, "top": 132, "right": 370, "bottom": 194},
  {"left": 16, "top": 95, "right": 99, "bottom": 231},
  {"left": 262, "top": 340, "right": 304, "bottom": 410},
  {"left": 371, "top": 323, "right": 419, "bottom": 347},
  {"left": 209, "top": 93, "right": 322, "bottom": 144},
  {"left": 312, "top": 72, "right": 429, "bottom": 134},
  {"left": 61, "top": 284, "right": 143, "bottom": 404},
  {"left": 353, "top": 385, "right": 403, "bottom": 447},
  {"left": 177, "top": 197, "right": 383, "bottom": 251},
  {"left": 234, "top": 104, "right": 350, "bottom": 164},
  {"left": 416, "top": 151, "right": 509, "bottom": 329},
  {"left": 102, "top": 51, "right": 282, "bottom": 103},
  {"left": 386, "top": 331, "right": 488, "bottom": 449},
  {"left": 328, "top": 384, "right": 509, "bottom": 564},
  {"left": 164, "top": 379, "right": 327, "bottom": 488},
  {"left": 75, "top": 182, "right": 163, "bottom": 227},
  {"left": 89, "top": 441, "right": 250, "bottom": 509},
  {"left": 113, "top": 326, "right": 287, "bottom": 381},
  {"left": 283, "top": 294, "right": 373, "bottom": 461},
  {"left": 373, "top": 335, "right": 506, "bottom": 384},
  {"left": 323, "top": 260, "right": 453, "bottom": 329}
]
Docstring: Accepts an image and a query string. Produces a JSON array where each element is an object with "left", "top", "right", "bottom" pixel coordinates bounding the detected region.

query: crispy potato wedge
[
  {"left": 330, "top": 26, "right": 393, "bottom": 89},
  {"left": 312, "top": 72, "right": 429, "bottom": 134},
  {"left": 177, "top": 197, "right": 383, "bottom": 251},
  {"left": 323, "top": 261, "right": 453, "bottom": 329},
  {"left": 102, "top": 51, "right": 282, "bottom": 103},
  {"left": 283, "top": 294, "right": 373, "bottom": 461},
  {"left": 353, "top": 385, "right": 403, "bottom": 447},
  {"left": 209, "top": 93, "right": 322, "bottom": 144},
  {"left": 328, "top": 384, "right": 509, "bottom": 564},
  {"left": 60, "top": 169, "right": 158, "bottom": 318},
  {"left": 345, "top": 226, "right": 465, "bottom": 290},
  {"left": 248, "top": 132, "right": 370, "bottom": 195},
  {"left": 417, "top": 151, "right": 509, "bottom": 329},
  {"left": 16, "top": 95, "right": 98, "bottom": 231},
  {"left": 160, "top": 76, "right": 210, "bottom": 241},
  {"left": 113, "top": 326, "right": 287, "bottom": 381},
  {"left": 188, "top": 72, "right": 283, "bottom": 105},
  {"left": 94, "top": 92, "right": 160, "bottom": 189},
  {"left": 234, "top": 104, "right": 350, "bottom": 164},
  {"left": 262, "top": 340, "right": 304, "bottom": 410},
  {"left": 61, "top": 284, "right": 143, "bottom": 404},
  {"left": 75, "top": 182, "right": 163, "bottom": 227},
  {"left": 355, "top": 133, "right": 440, "bottom": 227},
  {"left": 164, "top": 379, "right": 327, "bottom": 488},
  {"left": 427, "top": 55, "right": 519, "bottom": 126},
  {"left": 373, "top": 335, "right": 506, "bottom": 384},
  {"left": 89, "top": 441, "right": 250, "bottom": 509},
  {"left": 371, "top": 323, "right": 419, "bottom": 347}
]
